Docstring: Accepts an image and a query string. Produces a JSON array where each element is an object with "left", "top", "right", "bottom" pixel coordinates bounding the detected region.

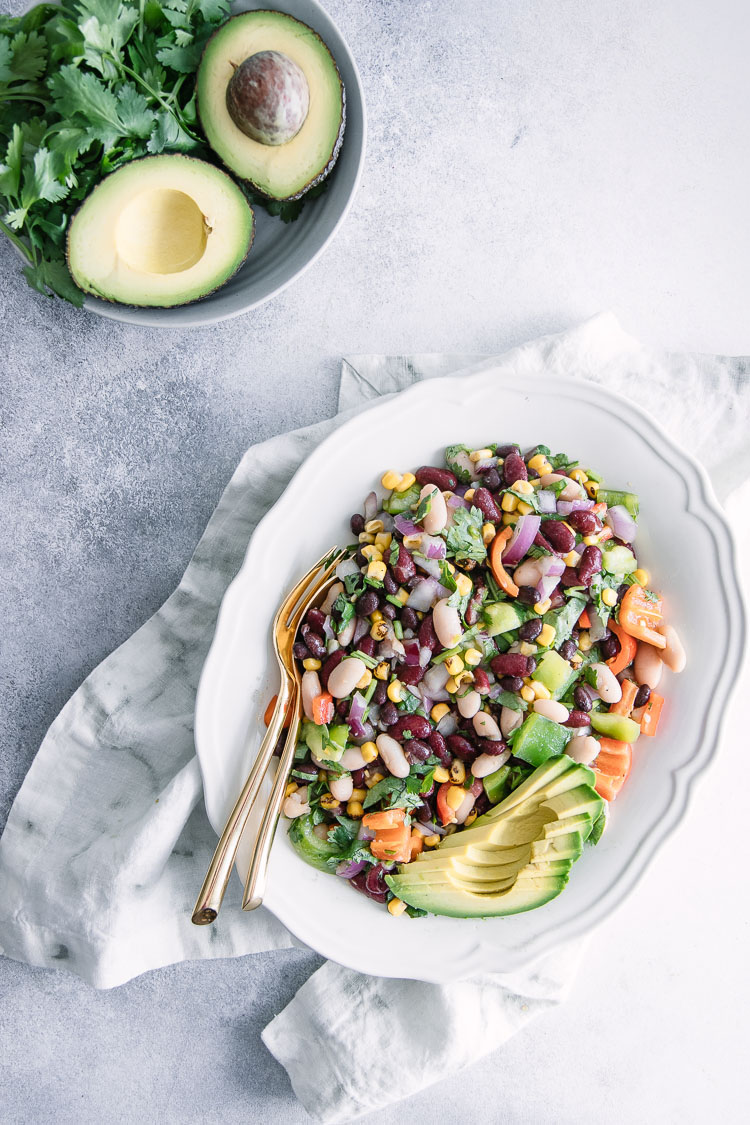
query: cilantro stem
[
  {"left": 0, "top": 218, "right": 34, "bottom": 263},
  {"left": 114, "top": 58, "right": 200, "bottom": 140}
]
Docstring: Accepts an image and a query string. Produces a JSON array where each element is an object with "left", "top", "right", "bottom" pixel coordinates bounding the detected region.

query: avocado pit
[{"left": 226, "top": 49, "right": 310, "bottom": 146}]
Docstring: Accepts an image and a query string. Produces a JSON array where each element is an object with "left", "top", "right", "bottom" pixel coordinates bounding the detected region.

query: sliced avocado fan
[{"left": 385, "top": 755, "right": 604, "bottom": 918}]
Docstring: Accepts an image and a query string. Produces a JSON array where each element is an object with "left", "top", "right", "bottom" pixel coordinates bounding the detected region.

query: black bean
[
  {"left": 478, "top": 466, "right": 501, "bottom": 491},
  {"left": 500, "top": 675, "right": 524, "bottom": 693},
  {"left": 320, "top": 650, "right": 344, "bottom": 689},
  {"left": 404, "top": 739, "right": 431, "bottom": 764},
  {"left": 383, "top": 568, "right": 398, "bottom": 595},
  {"left": 517, "top": 585, "right": 538, "bottom": 606},
  {"left": 381, "top": 602, "right": 396, "bottom": 620},
  {"left": 559, "top": 639, "right": 577, "bottom": 662},
  {"left": 379, "top": 701, "right": 399, "bottom": 727},
  {"left": 350, "top": 513, "right": 365, "bottom": 535},
  {"left": 305, "top": 607, "right": 326, "bottom": 633},
  {"left": 293, "top": 641, "right": 311, "bottom": 661},
  {"left": 358, "top": 635, "right": 376, "bottom": 657},
  {"left": 355, "top": 591, "right": 379, "bottom": 617},
  {"left": 401, "top": 607, "right": 418, "bottom": 631},
  {"left": 634, "top": 683, "right": 651, "bottom": 709},
  {"left": 573, "top": 685, "right": 592, "bottom": 712},
  {"left": 373, "top": 681, "right": 387, "bottom": 705},
  {"left": 300, "top": 624, "right": 326, "bottom": 658},
  {"left": 598, "top": 634, "right": 621, "bottom": 662},
  {"left": 518, "top": 618, "right": 543, "bottom": 642}
]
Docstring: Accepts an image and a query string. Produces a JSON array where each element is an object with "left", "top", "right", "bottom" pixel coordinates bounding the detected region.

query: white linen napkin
[{"left": 1, "top": 314, "right": 747, "bottom": 1122}]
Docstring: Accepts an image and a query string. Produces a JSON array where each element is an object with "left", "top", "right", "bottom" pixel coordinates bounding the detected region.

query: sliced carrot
[
  {"left": 606, "top": 621, "right": 637, "bottom": 676},
  {"left": 408, "top": 832, "right": 424, "bottom": 860},
  {"left": 593, "top": 737, "right": 632, "bottom": 802},
  {"left": 618, "top": 585, "right": 666, "bottom": 649},
  {"left": 362, "top": 807, "right": 406, "bottom": 831},
  {"left": 371, "top": 823, "right": 411, "bottom": 863},
  {"left": 610, "top": 678, "right": 638, "bottom": 717},
  {"left": 592, "top": 502, "right": 608, "bottom": 516},
  {"left": 490, "top": 527, "right": 519, "bottom": 597},
  {"left": 578, "top": 608, "right": 591, "bottom": 629},
  {"left": 598, "top": 526, "right": 613, "bottom": 543},
  {"left": 263, "top": 694, "right": 292, "bottom": 728},
  {"left": 640, "top": 692, "right": 664, "bottom": 737},
  {"left": 311, "top": 691, "right": 335, "bottom": 726},
  {"left": 593, "top": 773, "right": 623, "bottom": 802}
]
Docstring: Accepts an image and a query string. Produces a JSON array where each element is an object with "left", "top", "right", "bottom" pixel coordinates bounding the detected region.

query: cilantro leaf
[{"left": 445, "top": 506, "right": 487, "bottom": 563}]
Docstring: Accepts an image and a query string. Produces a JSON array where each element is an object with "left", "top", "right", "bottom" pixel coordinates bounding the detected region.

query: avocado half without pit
[
  {"left": 197, "top": 10, "right": 345, "bottom": 201},
  {"left": 66, "top": 155, "right": 254, "bottom": 307}
]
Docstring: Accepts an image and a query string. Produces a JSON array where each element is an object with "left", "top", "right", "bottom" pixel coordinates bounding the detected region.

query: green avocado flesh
[
  {"left": 66, "top": 155, "right": 254, "bottom": 307},
  {"left": 197, "top": 11, "right": 345, "bottom": 200},
  {"left": 385, "top": 755, "right": 603, "bottom": 917},
  {"left": 484, "top": 602, "right": 523, "bottom": 636}
]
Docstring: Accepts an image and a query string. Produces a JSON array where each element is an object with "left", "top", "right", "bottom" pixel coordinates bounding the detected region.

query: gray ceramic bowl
[{"left": 84, "top": 0, "right": 366, "bottom": 328}]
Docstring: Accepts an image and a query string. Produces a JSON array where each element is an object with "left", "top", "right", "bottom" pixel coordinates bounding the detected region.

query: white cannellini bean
[
  {"left": 320, "top": 581, "right": 344, "bottom": 615},
  {"left": 340, "top": 746, "right": 367, "bottom": 770},
  {"left": 329, "top": 773, "right": 353, "bottom": 802},
  {"left": 419, "top": 484, "right": 448, "bottom": 535},
  {"left": 301, "top": 669, "right": 322, "bottom": 721},
  {"left": 473, "top": 711, "right": 502, "bottom": 740},
  {"left": 539, "top": 472, "right": 564, "bottom": 486},
  {"left": 376, "top": 733, "right": 410, "bottom": 778},
  {"left": 591, "top": 662, "right": 622, "bottom": 704},
  {"left": 659, "top": 625, "right": 686, "bottom": 673},
  {"left": 471, "top": 749, "right": 511, "bottom": 777},
  {"left": 558, "top": 478, "right": 586, "bottom": 502},
  {"left": 533, "top": 698, "right": 570, "bottom": 723},
  {"left": 500, "top": 705, "right": 523, "bottom": 738},
  {"left": 337, "top": 615, "right": 357, "bottom": 648},
  {"left": 433, "top": 598, "right": 463, "bottom": 648},
  {"left": 283, "top": 786, "right": 311, "bottom": 819},
  {"left": 634, "top": 641, "right": 664, "bottom": 689},
  {"left": 457, "top": 690, "right": 481, "bottom": 718},
  {"left": 327, "top": 657, "right": 366, "bottom": 699},
  {"left": 565, "top": 735, "right": 600, "bottom": 765},
  {"left": 512, "top": 557, "right": 544, "bottom": 588}
]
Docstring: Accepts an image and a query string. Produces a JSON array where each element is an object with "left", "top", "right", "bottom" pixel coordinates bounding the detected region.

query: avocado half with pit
[
  {"left": 66, "top": 155, "right": 254, "bottom": 308},
  {"left": 197, "top": 10, "right": 345, "bottom": 201}
]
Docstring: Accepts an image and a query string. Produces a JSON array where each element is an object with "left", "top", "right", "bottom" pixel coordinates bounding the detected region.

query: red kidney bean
[
  {"left": 478, "top": 465, "right": 502, "bottom": 491},
  {"left": 491, "top": 652, "right": 533, "bottom": 678},
  {"left": 395, "top": 664, "right": 423, "bottom": 685},
  {"left": 517, "top": 585, "right": 538, "bottom": 605},
  {"left": 518, "top": 618, "right": 542, "bottom": 642},
  {"left": 474, "top": 791, "right": 491, "bottom": 816},
  {"left": 559, "top": 639, "right": 577, "bottom": 662},
  {"left": 388, "top": 715, "right": 432, "bottom": 741},
  {"left": 382, "top": 603, "right": 396, "bottom": 620},
  {"left": 305, "top": 607, "right": 327, "bottom": 634},
  {"left": 293, "top": 641, "right": 311, "bottom": 661},
  {"left": 350, "top": 767, "right": 367, "bottom": 787},
  {"left": 564, "top": 710, "right": 591, "bottom": 728},
  {"left": 428, "top": 730, "right": 451, "bottom": 766},
  {"left": 383, "top": 568, "right": 398, "bottom": 595},
  {"left": 577, "top": 545, "right": 602, "bottom": 587},
  {"left": 373, "top": 681, "right": 387, "bottom": 705},
  {"left": 392, "top": 544, "right": 416, "bottom": 585},
  {"left": 476, "top": 737, "right": 509, "bottom": 756},
  {"left": 416, "top": 465, "right": 457, "bottom": 491},
  {"left": 568, "top": 509, "right": 602, "bottom": 536},
  {"left": 418, "top": 614, "right": 439, "bottom": 651},
  {"left": 473, "top": 487, "right": 501, "bottom": 522},
  {"left": 355, "top": 590, "right": 379, "bottom": 616},
  {"left": 472, "top": 667, "right": 491, "bottom": 694},
  {"left": 617, "top": 583, "right": 629, "bottom": 602},
  {"left": 350, "top": 513, "right": 365, "bottom": 535},
  {"left": 598, "top": 633, "right": 621, "bottom": 662},
  {"left": 573, "top": 684, "right": 592, "bottom": 712},
  {"left": 301, "top": 624, "right": 326, "bottom": 658},
  {"left": 401, "top": 607, "right": 418, "bottom": 631},
  {"left": 414, "top": 797, "right": 433, "bottom": 822},
  {"left": 320, "top": 649, "right": 345, "bottom": 689},
  {"left": 561, "top": 566, "right": 581, "bottom": 588},
  {"left": 362, "top": 865, "right": 389, "bottom": 903},
  {"left": 541, "top": 519, "right": 575, "bottom": 555},
  {"left": 634, "top": 683, "right": 651, "bottom": 708},
  {"left": 405, "top": 739, "right": 431, "bottom": 764},
  {"left": 464, "top": 582, "right": 487, "bottom": 626},
  {"left": 496, "top": 443, "right": 519, "bottom": 458},
  {"left": 500, "top": 675, "right": 523, "bottom": 692},
  {"left": 336, "top": 699, "right": 349, "bottom": 717},
  {"left": 447, "top": 733, "right": 478, "bottom": 762},
  {"left": 379, "top": 701, "right": 399, "bottom": 727},
  {"left": 358, "top": 635, "right": 376, "bottom": 657},
  {"left": 534, "top": 530, "right": 554, "bottom": 554},
  {"left": 502, "top": 450, "right": 528, "bottom": 485}
]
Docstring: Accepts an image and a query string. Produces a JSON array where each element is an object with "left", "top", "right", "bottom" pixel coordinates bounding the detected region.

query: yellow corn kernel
[
  {"left": 373, "top": 661, "right": 389, "bottom": 680},
  {"left": 482, "top": 522, "right": 496, "bottom": 545},
  {"left": 320, "top": 793, "right": 340, "bottom": 811},
  {"left": 454, "top": 670, "right": 474, "bottom": 688},
  {"left": 585, "top": 480, "right": 600, "bottom": 499},
  {"left": 527, "top": 453, "right": 548, "bottom": 472},
  {"left": 446, "top": 785, "right": 466, "bottom": 810},
  {"left": 395, "top": 587, "right": 409, "bottom": 605},
  {"left": 371, "top": 609, "right": 384, "bottom": 622},
  {"left": 365, "top": 518, "right": 384, "bottom": 534},
  {"left": 356, "top": 669, "right": 373, "bottom": 691},
  {"left": 431, "top": 703, "right": 451, "bottom": 723},
  {"left": 534, "top": 598, "right": 552, "bottom": 615},
  {"left": 464, "top": 489, "right": 475, "bottom": 501},
  {"left": 569, "top": 468, "right": 589, "bottom": 485},
  {"left": 464, "top": 647, "right": 482, "bottom": 667},
  {"left": 360, "top": 544, "right": 381, "bottom": 561},
  {"left": 399, "top": 472, "right": 416, "bottom": 490},
  {"left": 445, "top": 561, "right": 456, "bottom": 573},
  {"left": 519, "top": 641, "right": 537, "bottom": 657},
  {"left": 302, "top": 657, "right": 322, "bottom": 671},
  {"left": 582, "top": 534, "right": 598, "bottom": 546},
  {"left": 464, "top": 810, "right": 478, "bottom": 827},
  {"left": 433, "top": 765, "right": 451, "bottom": 784},
  {"left": 424, "top": 834, "right": 441, "bottom": 847},
  {"left": 469, "top": 448, "right": 493, "bottom": 463},
  {"left": 571, "top": 654, "right": 583, "bottom": 668},
  {"left": 365, "top": 771, "right": 385, "bottom": 789},
  {"left": 537, "top": 461, "right": 554, "bottom": 477},
  {"left": 563, "top": 550, "right": 579, "bottom": 567},
  {"left": 502, "top": 512, "right": 518, "bottom": 526},
  {"left": 387, "top": 896, "right": 408, "bottom": 917},
  {"left": 512, "top": 479, "right": 534, "bottom": 495},
  {"left": 537, "top": 623, "right": 556, "bottom": 648},
  {"left": 578, "top": 630, "right": 592, "bottom": 652},
  {"left": 381, "top": 470, "right": 402, "bottom": 490},
  {"left": 449, "top": 759, "right": 466, "bottom": 784},
  {"left": 360, "top": 741, "right": 378, "bottom": 762},
  {"left": 370, "top": 621, "right": 389, "bottom": 641},
  {"left": 530, "top": 679, "right": 551, "bottom": 700},
  {"left": 445, "top": 676, "right": 458, "bottom": 694},
  {"left": 520, "top": 684, "right": 535, "bottom": 703},
  {"left": 445, "top": 654, "right": 465, "bottom": 676},
  {"left": 358, "top": 531, "right": 375, "bottom": 544},
  {"left": 501, "top": 492, "right": 518, "bottom": 513},
  {"left": 601, "top": 587, "right": 618, "bottom": 608},
  {"left": 318, "top": 771, "right": 327, "bottom": 783},
  {"left": 367, "top": 560, "right": 387, "bottom": 582},
  {"left": 455, "top": 573, "right": 473, "bottom": 598},
  {"left": 374, "top": 531, "right": 392, "bottom": 552},
  {"left": 387, "top": 679, "right": 404, "bottom": 703},
  {"left": 633, "top": 568, "right": 649, "bottom": 586},
  {"left": 350, "top": 788, "right": 367, "bottom": 802},
  {"left": 346, "top": 800, "right": 364, "bottom": 819},
  {"left": 517, "top": 500, "right": 533, "bottom": 516},
  {"left": 284, "top": 781, "right": 298, "bottom": 797},
  {"left": 403, "top": 533, "right": 423, "bottom": 549}
]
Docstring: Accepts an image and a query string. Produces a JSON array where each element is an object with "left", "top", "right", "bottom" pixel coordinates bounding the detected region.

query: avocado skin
[
  {"left": 65, "top": 154, "right": 255, "bottom": 309},
  {"left": 197, "top": 12, "right": 346, "bottom": 202}
]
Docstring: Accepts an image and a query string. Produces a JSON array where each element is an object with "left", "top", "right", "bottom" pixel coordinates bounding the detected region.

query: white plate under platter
[{"left": 194, "top": 366, "right": 745, "bottom": 982}]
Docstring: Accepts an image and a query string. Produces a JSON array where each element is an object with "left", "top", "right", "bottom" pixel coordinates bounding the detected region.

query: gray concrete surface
[{"left": 2, "top": 0, "right": 749, "bottom": 1121}]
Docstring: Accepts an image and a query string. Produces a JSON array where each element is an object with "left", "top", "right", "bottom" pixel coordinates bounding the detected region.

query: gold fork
[{"left": 191, "top": 547, "right": 345, "bottom": 925}]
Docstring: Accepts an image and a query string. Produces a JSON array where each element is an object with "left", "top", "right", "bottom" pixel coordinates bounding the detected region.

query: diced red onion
[
  {"left": 419, "top": 645, "right": 432, "bottom": 668},
  {"left": 394, "top": 514, "right": 421, "bottom": 538},
  {"left": 357, "top": 823, "right": 375, "bottom": 842},
  {"left": 535, "top": 555, "right": 565, "bottom": 601},
  {"left": 588, "top": 604, "right": 609, "bottom": 643},
  {"left": 363, "top": 491, "right": 378, "bottom": 521},
  {"left": 415, "top": 554, "right": 442, "bottom": 579},
  {"left": 406, "top": 576, "right": 443, "bottom": 611},
  {"left": 605, "top": 504, "right": 637, "bottom": 544},
  {"left": 336, "top": 859, "right": 367, "bottom": 879},
  {"left": 447, "top": 490, "right": 469, "bottom": 507},
  {"left": 322, "top": 615, "right": 335, "bottom": 641},
  {"left": 557, "top": 498, "right": 594, "bottom": 516},
  {"left": 377, "top": 511, "right": 394, "bottom": 532},
  {"left": 536, "top": 489, "right": 557, "bottom": 514},
  {"left": 454, "top": 790, "right": 477, "bottom": 824},
  {"left": 402, "top": 639, "right": 422, "bottom": 666},
  {"left": 475, "top": 456, "right": 498, "bottom": 472},
  {"left": 352, "top": 720, "right": 375, "bottom": 745},
  {"left": 436, "top": 712, "right": 458, "bottom": 736},
  {"left": 335, "top": 558, "right": 360, "bottom": 581},
  {"left": 352, "top": 616, "right": 369, "bottom": 644},
  {"left": 502, "top": 514, "right": 541, "bottom": 565},
  {"left": 349, "top": 690, "right": 367, "bottom": 726},
  {"left": 422, "top": 662, "right": 450, "bottom": 697},
  {"left": 421, "top": 534, "right": 447, "bottom": 560}
]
